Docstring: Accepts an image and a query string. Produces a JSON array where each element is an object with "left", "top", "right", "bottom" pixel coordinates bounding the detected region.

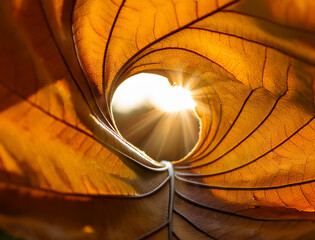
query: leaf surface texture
[{"left": 0, "top": 0, "right": 314, "bottom": 239}]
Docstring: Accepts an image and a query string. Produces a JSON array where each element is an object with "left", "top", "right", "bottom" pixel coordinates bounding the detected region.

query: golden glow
[{"left": 112, "top": 73, "right": 196, "bottom": 113}]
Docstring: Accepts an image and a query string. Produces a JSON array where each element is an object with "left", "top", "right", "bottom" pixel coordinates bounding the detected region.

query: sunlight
[
  {"left": 112, "top": 73, "right": 200, "bottom": 161},
  {"left": 151, "top": 85, "right": 196, "bottom": 112},
  {"left": 112, "top": 73, "right": 196, "bottom": 113}
]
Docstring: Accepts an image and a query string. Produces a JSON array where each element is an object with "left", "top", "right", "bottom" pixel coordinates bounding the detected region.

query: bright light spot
[
  {"left": 112, "top": 73, "right": 196, "bottom": 113},
  {"left": 151, "top": 85, "right": 196, "bottom": 112}
]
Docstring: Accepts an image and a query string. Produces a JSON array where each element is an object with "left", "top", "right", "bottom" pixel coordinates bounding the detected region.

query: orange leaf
[{"left": 0, "top": 0, "right": 314, "bottom": 239}]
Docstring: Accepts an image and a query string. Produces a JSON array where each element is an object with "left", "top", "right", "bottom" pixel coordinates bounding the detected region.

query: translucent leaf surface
[{"left": 0, "top": 0, "right": 314, "bottom": 239}]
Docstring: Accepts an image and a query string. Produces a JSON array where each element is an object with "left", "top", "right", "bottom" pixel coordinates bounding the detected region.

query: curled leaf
[{"left": 0, "top": 0, "right": 314, "bottom": 239}]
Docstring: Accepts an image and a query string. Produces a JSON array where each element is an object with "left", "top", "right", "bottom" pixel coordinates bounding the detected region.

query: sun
[
  {"left": 112, "top": 73, "right": 196, "bottom": 113},
  {"left": 151, "top": 84, "right": 196, "bottom": 112},
  {"left": 111, "top": 73, "right": 200, "bottom": 161}
]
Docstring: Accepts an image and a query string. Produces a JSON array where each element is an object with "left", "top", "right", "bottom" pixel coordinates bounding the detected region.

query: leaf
[
  {"left": 0, "top": 231, "right": 22, "bottom": 240},
  {"left": 0, "top": 0, "right": 314, "bottom": 239}
]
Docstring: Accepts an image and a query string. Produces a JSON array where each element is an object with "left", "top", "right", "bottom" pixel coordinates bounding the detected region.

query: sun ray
[{"left": 112, "top": 73, "right": 200, "bottom": 161}]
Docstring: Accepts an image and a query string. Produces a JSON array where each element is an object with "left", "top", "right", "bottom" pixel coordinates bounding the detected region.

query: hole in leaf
[{"left": 112, "top": 73, "right": 200, "bottom": 162}]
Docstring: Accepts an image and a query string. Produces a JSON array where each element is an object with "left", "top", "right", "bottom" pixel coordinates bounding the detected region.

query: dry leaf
[{"left": 0, "top": 0, "right": 314, "bottom": 239}]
